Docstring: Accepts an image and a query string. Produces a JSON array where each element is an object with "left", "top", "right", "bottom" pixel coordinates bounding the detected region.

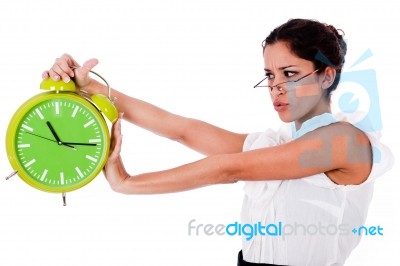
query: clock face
[{"left": 6, "top": 92, "right": 110, "bottom": 192}]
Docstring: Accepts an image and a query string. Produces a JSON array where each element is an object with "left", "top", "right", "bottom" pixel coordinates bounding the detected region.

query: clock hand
[
  {"left": 25, "top": 131, "right": 57, "bottom": 143},
  {"left": 45, "top": 121, "right": 76, "bottom": 150},
  {"left": 62, "top": 142, "right": 97, "bottom": 146},
  {"left": 25, "top": 131, "right": 76, "bottom": 150},
  {"left": 46, "top": 121, "right": 62, "bottom": 144}
]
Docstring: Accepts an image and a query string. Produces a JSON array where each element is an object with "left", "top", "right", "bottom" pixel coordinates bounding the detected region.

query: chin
[{"left": 277, "top": 112, "right": 296, "bottom": 123}]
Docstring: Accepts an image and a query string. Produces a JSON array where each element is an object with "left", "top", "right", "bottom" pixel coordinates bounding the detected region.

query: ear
[{"left": 321, "top": 66, "right": 336, "bottom": 90}]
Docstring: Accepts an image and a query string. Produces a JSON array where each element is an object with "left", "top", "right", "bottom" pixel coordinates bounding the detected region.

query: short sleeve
[
  {"left": 243, "top": 132, "right": 263, "bottom": 152},
  {"left": 243, "top": 127, "right": 289, "bottom": 152}
]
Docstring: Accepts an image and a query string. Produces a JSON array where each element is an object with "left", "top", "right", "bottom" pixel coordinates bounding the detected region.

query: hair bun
[{"left": 326, "top": 24, "right": 347, "bottom": 64}]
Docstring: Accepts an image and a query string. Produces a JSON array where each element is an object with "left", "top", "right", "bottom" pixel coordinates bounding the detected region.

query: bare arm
[
  {"left": 101, "top": 86, "right": 247, "bottom": 155},
  {"left": 43, "top": 54, "right": 247, "bottom": 155},
  {"left": 106, "top": 120, "right": 373, "bottom": 194}
]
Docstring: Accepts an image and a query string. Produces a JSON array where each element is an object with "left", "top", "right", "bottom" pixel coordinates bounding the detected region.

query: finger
[
  {"left": 53, "top": 57, "right": 80, "bottom": 83},
  {"left": 48, "top": 64, "right": 70, "bottom": 82},
  {"left": 55, "top": 57, "right": 76, "bottom": 79},
  {"left": 48, "top": 60, "right": 73, "bottom": 83},
  {"left": 48, "top": 69, "right": 60, "bottom": 81},
  {"left": 109, "top": 118, "right": 122, "bottom": 161},
  {"left": 42, "top": 70, "right": 49, "bottom": 80},
  {"left": 112, "top": 118, "right": 122, "bottom": 147},
  {"left": 60, "top": 53, "right": 81, "bottom": 73},
  {"left": 75, "top": 58, "right": 98, "bottom": 79},
  {"left": 47, "top": 54, "right": 80, "bottom": 83},
  {"left": 61, "top": 53, "right": 79, "bottom": 67}
]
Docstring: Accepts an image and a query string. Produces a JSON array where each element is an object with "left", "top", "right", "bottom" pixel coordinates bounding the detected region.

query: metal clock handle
[
  {"left": 76, "top": 68, "right": 118, "bottom": 123},
  {"left": 88, "top": 70, "right": 113, "bottom": 101},
  {"left": 70, "top": 66, "right": 114, "bottom": 102}
]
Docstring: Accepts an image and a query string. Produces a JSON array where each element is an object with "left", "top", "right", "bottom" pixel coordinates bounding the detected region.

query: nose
[{"left": 270, "top": 84, "right": 285, "bottom": 97}]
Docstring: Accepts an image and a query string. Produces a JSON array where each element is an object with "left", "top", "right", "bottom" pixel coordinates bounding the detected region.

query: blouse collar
[{"left": 291, "top": 113, "right": 337, "bottom": 139}]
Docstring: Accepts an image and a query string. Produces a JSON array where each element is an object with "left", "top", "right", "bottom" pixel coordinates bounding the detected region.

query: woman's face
[{"left": 263, "top": 41, "right": 329, "bottom": 128}]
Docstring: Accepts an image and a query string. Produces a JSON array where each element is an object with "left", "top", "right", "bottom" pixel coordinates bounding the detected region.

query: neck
[{"left": 294, "top": 102, "right": 331, "bottom": 130}]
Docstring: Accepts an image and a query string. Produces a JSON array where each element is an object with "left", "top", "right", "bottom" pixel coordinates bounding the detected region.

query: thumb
[
  {"left": 75, "top": 58, "right": 99, "bottom": 78},
  {"left": 109, "top": 116, "right": 123, "bottom": 161}
]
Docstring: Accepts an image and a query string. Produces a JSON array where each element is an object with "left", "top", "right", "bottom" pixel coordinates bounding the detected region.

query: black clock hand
[
  {"left": 45, "top": 121, "right": 76, "bottom": 149},
  {"left": 62, "top": 142, "right": 97, "bottom": 146},
  {"left": 26, "top": 131, "right": 58, "bottom": 143},
  {"left": 26, "top": 131, "right": 75, "bottom": 150},
  {"left": 46, "top": 121, "right": 62, "bottom": 144}
]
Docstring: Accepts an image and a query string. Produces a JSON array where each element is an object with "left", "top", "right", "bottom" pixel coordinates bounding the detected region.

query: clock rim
[{"left": 6, "top": 91, "right": 110, "bottom": 193}]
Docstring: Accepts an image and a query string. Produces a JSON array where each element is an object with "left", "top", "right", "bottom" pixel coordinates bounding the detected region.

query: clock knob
[
  {"left": 91, "top": 94, "right": 118, "bottom": 123},
  {"left": 40, "top": 78, "right": 77, "bottom": 92}
]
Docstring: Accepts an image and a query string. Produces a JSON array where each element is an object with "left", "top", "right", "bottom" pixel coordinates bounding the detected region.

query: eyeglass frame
[{"left": 253, "top": 68, "right": 321, "bottom": 91}]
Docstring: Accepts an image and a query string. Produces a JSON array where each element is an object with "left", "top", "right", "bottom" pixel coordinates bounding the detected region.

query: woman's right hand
[{"left": 42, "top": 53, "right": 100, "bottom": 94}]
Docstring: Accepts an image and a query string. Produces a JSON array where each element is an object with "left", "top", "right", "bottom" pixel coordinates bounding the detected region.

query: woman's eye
[
  {"left": 284, "top": 71, "right": 297, "bottom": 78},
  {"left": 265, "top": 73, "right": 274, "bottom": 80}
]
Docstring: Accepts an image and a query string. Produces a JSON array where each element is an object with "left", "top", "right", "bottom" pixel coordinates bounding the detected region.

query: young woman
[{"left": 43, "top": 19, "right": 393, "bottom": 266}]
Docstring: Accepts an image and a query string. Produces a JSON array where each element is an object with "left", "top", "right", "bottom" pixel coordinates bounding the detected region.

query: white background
[{"left": 0, "top": 0, "right": 398, "bottom": 265}]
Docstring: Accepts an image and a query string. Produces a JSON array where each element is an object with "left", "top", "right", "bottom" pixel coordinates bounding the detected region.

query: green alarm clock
[{"left": 5, "top": 71, "right": 117, "bottom": 205}]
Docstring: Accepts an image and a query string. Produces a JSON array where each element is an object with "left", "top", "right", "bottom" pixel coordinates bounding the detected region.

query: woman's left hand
[{"left": 104, "top": 113, "right": 130, "bottom": 192}]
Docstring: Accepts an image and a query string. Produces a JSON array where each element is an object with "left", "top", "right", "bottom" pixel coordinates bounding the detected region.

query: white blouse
[{"left": 241, "top": 113, "right": 394, "bottom": 266}]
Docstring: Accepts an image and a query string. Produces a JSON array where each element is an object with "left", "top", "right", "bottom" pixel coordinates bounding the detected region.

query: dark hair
[{"left": 263, "top": 18, "right": 347, "bottom": 98}]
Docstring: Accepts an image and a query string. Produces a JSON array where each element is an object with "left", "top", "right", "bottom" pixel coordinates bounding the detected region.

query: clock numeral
[
  {"left": 60, "top": 172, "right": 65, "bottom": 185},
  {"left": 18, "top": 144, "right": 31, "bottom": 148},
  {"left": 21, "top": 124, "right": 34, "bottom": 132},
  {"left": 89, "top": 139, "right": 101, "bottom": 143},
  {"left": 84, "top": 119, "right": 95, "bottom": 128},
  {"left": 35, "top": 109, "right": 44, "bottom": 120},
  {"left": 40, "top": 169, "right": 48, "bottom": 181},
  {"left": 72, "top": 106, "right": 79, "bottom": 118},
  {"left": 24, "top": 159, "right": 36, "bottom": 168},
  {"left": 86, "top": 155, "right": 98, "bottom": 163},
  {"left": 75, "top": 167, "right": 84, "bottom": 178},
  {"left": 55, "top": 102, "right": 60, "bottom": 115}
]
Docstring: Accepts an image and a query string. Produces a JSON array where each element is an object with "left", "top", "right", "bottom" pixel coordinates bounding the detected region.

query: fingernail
[
  {"left": 53, "top": 75, "right": 60, "bottom": 81},
  {"left": 63, "top": 76, "right": 70, "bottom": 83}
]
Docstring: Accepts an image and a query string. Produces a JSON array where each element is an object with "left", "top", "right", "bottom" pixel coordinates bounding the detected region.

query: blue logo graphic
[
  {"left": 352, "top": 225, "right": 383, "bottom": 236},
  {"left": 338, "top": 92, "right": 360, "bottom": 113},
  {"left": 335, "top": 48, "right": 382, "bottom": 132},
  {"left": 338, "top": 68, "right": 382, "bottom": 132}
]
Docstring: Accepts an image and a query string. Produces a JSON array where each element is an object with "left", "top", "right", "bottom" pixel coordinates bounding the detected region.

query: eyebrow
[{"left": 264, "top": 65, "right": 298, "bottom": 72}]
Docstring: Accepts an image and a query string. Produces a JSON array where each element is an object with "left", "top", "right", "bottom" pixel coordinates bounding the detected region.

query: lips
[{"left": 273, "top": 101, "right": 288, "bottom": 112}]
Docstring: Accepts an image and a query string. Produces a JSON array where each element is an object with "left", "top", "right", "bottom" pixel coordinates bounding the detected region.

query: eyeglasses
[{"left": 253, "top": 68, "right": 321, "bottom": 91}]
